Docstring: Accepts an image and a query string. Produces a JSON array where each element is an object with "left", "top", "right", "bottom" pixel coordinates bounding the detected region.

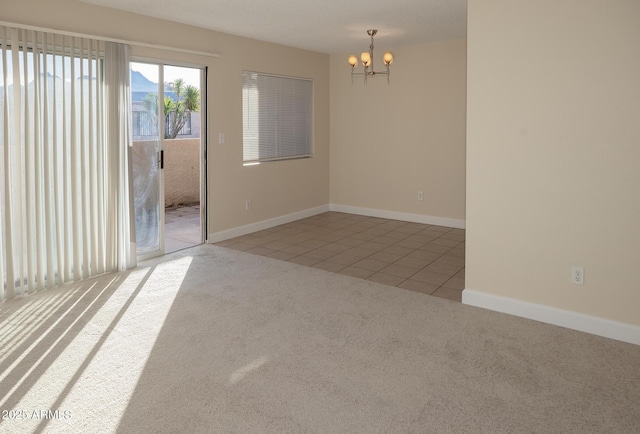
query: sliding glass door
[
  {"left": 130, "top": 61, "right": 205, "bottom": 259},
  {"left": 131, "top": 62, "right": 164, "bottom": 258}
]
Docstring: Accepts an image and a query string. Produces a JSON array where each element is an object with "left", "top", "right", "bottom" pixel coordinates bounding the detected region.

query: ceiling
[{"left": 79, "top": 0, "right": 467, "bottom": 54}]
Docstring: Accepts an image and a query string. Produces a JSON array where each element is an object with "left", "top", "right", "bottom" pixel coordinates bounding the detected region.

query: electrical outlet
[
  {"left": 245, "top": 200, "right": 251, "bottom": 211},
  {"left": 219, "top": 132, "right": 225, "bottom": 144},
  {"left": 418, "top": 191, "right": 424, "bottom": 201},
  {"left": 571, "top": 266, "right": 584, "bottom": 285}
]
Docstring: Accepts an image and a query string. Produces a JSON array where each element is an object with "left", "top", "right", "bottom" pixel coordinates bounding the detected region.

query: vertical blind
[
  {"left": 0, "top": 26, "right": 134, "bottom": 302},
  {"left": 242, "top": 71, "right": 313, "bottom": 163}
]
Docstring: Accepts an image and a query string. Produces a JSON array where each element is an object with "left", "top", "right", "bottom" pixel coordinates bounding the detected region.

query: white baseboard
[
  {"left": 330, "top": 204, "right": 465, "bottom": 229},
  {"left": 209, "top": 204, "right": 465, "bottom": 243},
  {"left": 462, "top": 289, "right": 640, "bottom": 346},
  {"left": 208, "top": 205, "right": 330, "bottom": 243}
]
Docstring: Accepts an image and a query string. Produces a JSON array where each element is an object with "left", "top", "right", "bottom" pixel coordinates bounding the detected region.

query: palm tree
[
  {"left": 142, "top": 78, "right": 200, "bottom": 139},
  {"left": 165, "top": 78, "right": 200, "bottom": 139}
]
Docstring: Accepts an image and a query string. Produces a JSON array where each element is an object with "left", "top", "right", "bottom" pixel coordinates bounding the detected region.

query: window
[{"left": 242, "top": 71, "right": 312, "bottom": 163}]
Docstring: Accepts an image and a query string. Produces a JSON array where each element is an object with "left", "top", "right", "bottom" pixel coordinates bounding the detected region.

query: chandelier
[{"left": 348, "top": 30, "right": 393, "bottom": 84}]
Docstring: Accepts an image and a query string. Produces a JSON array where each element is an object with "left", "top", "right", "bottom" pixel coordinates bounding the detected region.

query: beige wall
[
  {"left": 466, "top": 0, "right": 640, "bottom": 325},
  {"left": 2, "top": 0, "right": 330, "bottom": 235},
  {"left": 330, "top": 39, "right": 467, "bottom": 222}
]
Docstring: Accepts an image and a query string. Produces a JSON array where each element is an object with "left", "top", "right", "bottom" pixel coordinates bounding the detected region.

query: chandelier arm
[{"left": 351, "top": 70, "right": 388, "bottom": 77}]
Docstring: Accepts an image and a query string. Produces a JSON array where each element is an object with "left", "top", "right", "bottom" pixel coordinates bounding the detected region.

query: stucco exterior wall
[
  {"left": 133, "top": 138, "right": 200, "bottom": 207},
  {"left": 164, "top": 138, "right": 200, "bottom": 206}
]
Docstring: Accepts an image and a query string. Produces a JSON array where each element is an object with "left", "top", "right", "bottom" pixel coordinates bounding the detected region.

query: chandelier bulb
[{"left": 360, "top": 52, "right": 371, "bottom": 67}]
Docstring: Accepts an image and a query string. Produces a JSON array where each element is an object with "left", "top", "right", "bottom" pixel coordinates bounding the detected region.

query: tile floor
[
  {"left": 215, "top": 212, "right": 465, "bottom": 302},
  {"left": 165, "top": 205, "right": 202, "bottom": 254}
]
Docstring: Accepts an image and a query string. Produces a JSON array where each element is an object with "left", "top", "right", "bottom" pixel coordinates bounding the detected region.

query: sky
[{"left": 130, "top": 62, "right": 201, "bottom": 87}]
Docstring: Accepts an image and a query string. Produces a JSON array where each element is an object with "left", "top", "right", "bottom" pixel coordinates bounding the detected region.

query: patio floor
[{"left": 165, "top": 205, "right": 202, "bottom": 254}]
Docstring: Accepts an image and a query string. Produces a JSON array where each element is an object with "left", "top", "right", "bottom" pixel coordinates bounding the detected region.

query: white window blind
[{"left": 242, "top": 71, "right": 312, "bottom": 163}]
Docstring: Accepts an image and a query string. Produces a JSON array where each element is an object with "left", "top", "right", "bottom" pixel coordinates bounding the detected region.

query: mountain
[{"left": 131, "top": 70, "right": 158, "bottom": 92}]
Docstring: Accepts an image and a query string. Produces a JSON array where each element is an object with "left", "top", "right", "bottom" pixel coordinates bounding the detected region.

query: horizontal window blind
[{"left": 242, "top": 71, "right": 312, "bottom": 163}]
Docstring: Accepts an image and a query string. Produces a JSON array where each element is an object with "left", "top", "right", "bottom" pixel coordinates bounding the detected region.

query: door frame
[{"left": 130, "top": 57, "right": 208, "bottom": 259}]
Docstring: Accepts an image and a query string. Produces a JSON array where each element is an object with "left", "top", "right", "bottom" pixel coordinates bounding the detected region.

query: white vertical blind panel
[
  {"left": 104, "top": 41, "right": 135, "bottom": 272},
  {"left": 0, "top": 26, "right": 11, "bottom": 300}
]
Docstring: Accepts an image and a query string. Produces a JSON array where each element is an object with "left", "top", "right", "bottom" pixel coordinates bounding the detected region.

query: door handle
[{"left": 159, "top": 150, "right": 164, "bottom": 169}]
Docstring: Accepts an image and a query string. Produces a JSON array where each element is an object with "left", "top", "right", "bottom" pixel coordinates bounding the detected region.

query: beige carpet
[{"left": 0, "top": 245, "right": 638, "bottom": 433}]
